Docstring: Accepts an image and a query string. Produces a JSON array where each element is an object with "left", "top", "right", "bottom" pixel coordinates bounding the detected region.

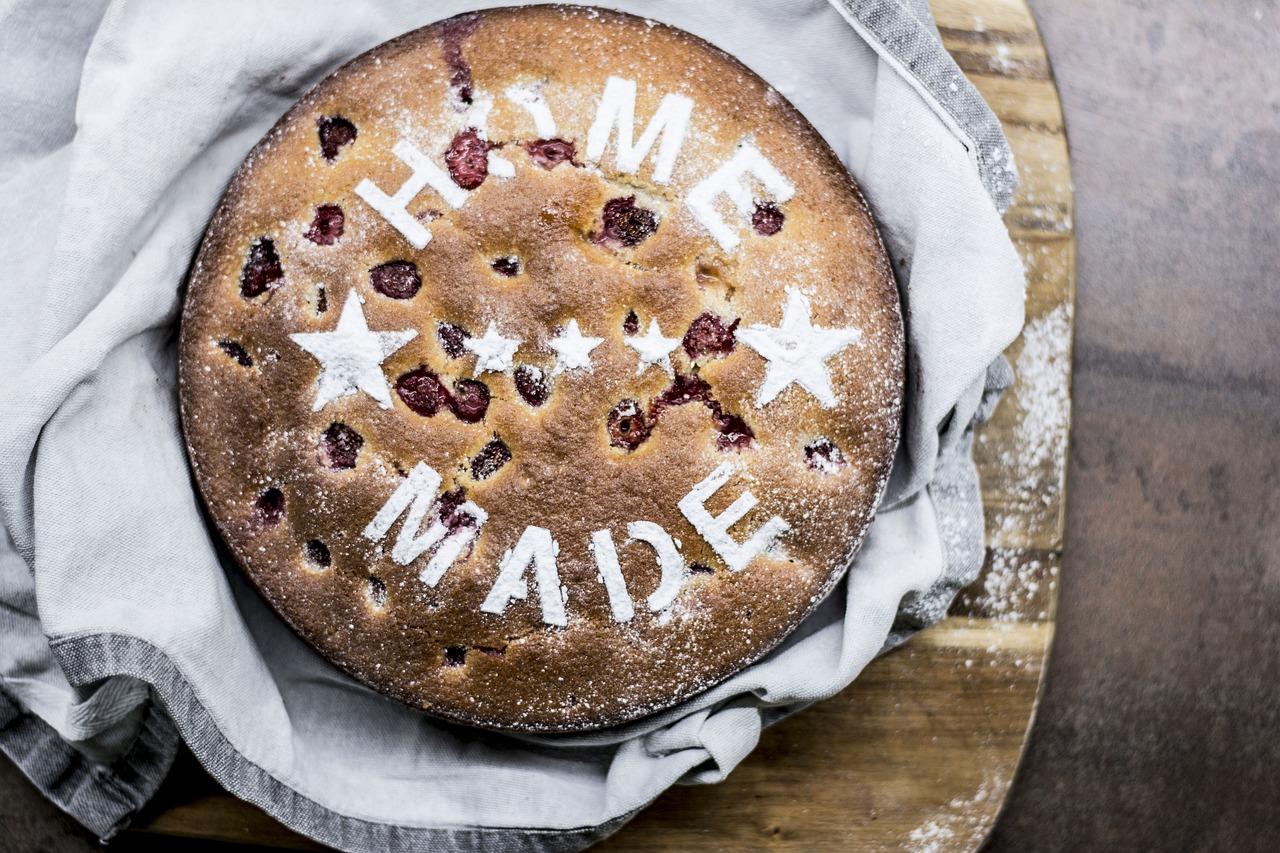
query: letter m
[{"left": 586, "top": 76, "right": 692, "bottom": 184}]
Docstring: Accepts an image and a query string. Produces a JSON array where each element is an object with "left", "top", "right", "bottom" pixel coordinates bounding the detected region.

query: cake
[{"left": 178, "top": 4, "right": 903, "bottom": 731}]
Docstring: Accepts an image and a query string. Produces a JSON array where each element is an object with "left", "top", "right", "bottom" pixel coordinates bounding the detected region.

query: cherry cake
[{"left": 178, "top": 5, "right": 903, "bottom": 731}]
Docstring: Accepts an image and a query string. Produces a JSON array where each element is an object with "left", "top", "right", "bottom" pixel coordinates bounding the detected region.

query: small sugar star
[
  {"left": 737, "top": 288, "right": 863, "bottom": 408},
  {"left": 463, "top": 321, "right": 521, "bottom": 375},
  {"left": 624, "top": 319, "right": 681, "bottom": 376},
  {"left": 548, "top": 319, "right": 604, "bottom": 374},
  {"left": 289, "top": 290, "right": 417, "bottom": 411}
]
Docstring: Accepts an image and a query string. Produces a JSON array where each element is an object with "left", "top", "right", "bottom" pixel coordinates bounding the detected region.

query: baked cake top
[{"left": 178, "top": 4, "right": 903, "bottom": 731}]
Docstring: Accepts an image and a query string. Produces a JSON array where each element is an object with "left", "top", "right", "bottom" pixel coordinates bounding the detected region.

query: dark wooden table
[{"left": 3, "top": 1, "right": 1277, "bottom": 850}]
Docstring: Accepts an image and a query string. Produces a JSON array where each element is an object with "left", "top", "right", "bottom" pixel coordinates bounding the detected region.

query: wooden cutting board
[{"left": 129, "top": 0, "right": 1073, "bottom": 847}]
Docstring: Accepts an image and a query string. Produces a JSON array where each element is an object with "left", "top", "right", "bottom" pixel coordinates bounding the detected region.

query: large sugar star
[
  {"left": 548, "top": 319, "right": 604, "bottom": 374},
  {"left": 463, "top": 321, "right": 521, "bottom": 375},
  {"left": 736, "top": 288, "right": 863, "bottom": 409},
  {"left": 624, "top": 319, "right": 681, "bottom": 376},
  {"left": 289, "top": 290, "right": 417, "bottom": 411}
]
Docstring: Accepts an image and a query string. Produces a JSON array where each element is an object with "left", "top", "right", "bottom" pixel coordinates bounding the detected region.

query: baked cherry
[
  {"left": 470, "top": 437, "right": 511, "bottom": 480},
  {"left": 647, "top": 374, "right": 754, "bottom": 453},
  {"left": 315, "top": 284, "right": 328, "bottom": 313},
  {"left": 366, "top": 575, "right": 388, "bottom": 610},
  {"left": 513, "top": 365, "right": 549, "bottom": 407},
  {"left": 599, "top": 196, "right": 658, "bottom": 247},
  {"left": 713, "top": 411, "right": 755, "bottom": 452},
  {"left": 318, "top": 422, "right": 363, "bottom": 469},
  {"left": 252, "top": 487, "right": 285, "bottom": 528},
  {"left": 239, "top": 238, "right": 283, "bottom": 298},
  {"left": 217, "top": 340, "right": 253, "bottom": 366},
  {"left": 525, "top": 138, "right": 576, "bottom": 169},
  {"left": 445, "top": 128, "right": 489, "bottom": 189},
  {"left": 436, "top": 487, "right": 476, "bottom": 532},
  {"left": 317, "top": 115, "right": 357, "bottom": 161},
  {"left": 682, "top": 312, "right": 739, "bottom": 359},
  {"left": 396, "top": 368, "right": 451, "bottom": 416},
  {"left": 437, "top": 322, "right": 470, "bottom": 358},
  {"left": 690, "top": 562, "right": 714, "bottom": 575},
  {"left": 751, "top": 201, "right": 785, "bottom": 236},
  {"left": 440, "top": 14, "right": 480, "bottom": 105},
  {"left": 491, "top": 256, "right": 520, "bottom": 277},
  {"left": 370, "top": 260, "right": 421, "bottom": 299},
  {"left": 650, "top": 373, "right": 713, "bottom": 419},
  {"left": 622, "top": 310, "right": 640, "bottom": 336},
  {"left": 805, "top": 437, "right": 847, "bottom": 473},
  {"left": 449, "top": 379, "right": 490, "bottom": 423},
  {"left": 303, "top": 539, "right": 331, "bottom": 569},
  {"left": 443, "top": 646, "right": 467, "bottom": 667},
  {"left": 305, "top": 204, "right": 344, "bottom": 245},
  {"left": 607, "top": 400, "right": 652, "bottom": 451}
]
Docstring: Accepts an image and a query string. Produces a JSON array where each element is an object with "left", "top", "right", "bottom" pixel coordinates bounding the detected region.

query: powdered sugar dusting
[
  {"left": 178, "top": 5, "right": 904, "bottom": 730},
  {"left": 905, "top": 772, "right": 1007, "bottom": 853}
]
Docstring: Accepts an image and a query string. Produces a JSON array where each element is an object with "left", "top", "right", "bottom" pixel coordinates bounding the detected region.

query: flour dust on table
[{"left": 178, "top": 5, "right": 903, "bottom": 731}]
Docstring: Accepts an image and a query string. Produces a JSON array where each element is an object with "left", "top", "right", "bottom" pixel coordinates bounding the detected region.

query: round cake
[{"left": 178, "top": 4, "right": 903, "bottom": 731}]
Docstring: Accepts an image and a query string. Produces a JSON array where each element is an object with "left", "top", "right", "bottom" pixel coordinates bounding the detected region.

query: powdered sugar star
[
  {"left": 737, "top": 288, "right": 862, "bottom": 408},
  {"left": 289, "top": 290, "right": 417, "bottom": 411},
  {"left": 463, "top": 321, "right": 521, "bottom": 375},
  {"left": 548, "top": 319, "right": 604, "bottom": 374},
  {"left": 624, "top": 319, "right": 681, "bottom": 376}
]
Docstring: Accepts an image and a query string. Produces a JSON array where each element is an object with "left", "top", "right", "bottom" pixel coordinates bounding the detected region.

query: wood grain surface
[{"left": 113, "top": 1, "right": 1075, "bottom": 850}]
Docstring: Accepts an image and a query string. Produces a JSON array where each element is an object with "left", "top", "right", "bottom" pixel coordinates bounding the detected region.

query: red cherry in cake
[
  {"left": 751, "top": 201, "right": 785, "bottom": 236},
  {"left": 470, "top": 438, "right": 511, "bottom": 480},
  {"left": 804, "top": 437, "right": 847, "bottom": 473},
  {"left": 445, "top": 128, "right": 489, "bottom": 189},
  {"left": 650, "top": 372, "right": 713, "bottom": 417},
  {"left": 239, "top": 238, "right": 283, "bottom": 298},
  {"left": 437, "top": 322, "right": 470, "bottom": 358},
  {"left": 622, "top": 310, "right": 640, "bottom": 336},
  {"left": 513, "top": 365, "right": 549, "bottom": 407},
  {"left": 366, "top": 575, "right": 388, "bottom": 609},
  {"left": 303, "top": 539, "right": 332, "bottom": 569},
  {"left": 690, "top": 562, "right": 714, "bottom": 575},
  {"left": 525, "top": 138, "right": 576, "bottom": 169},
  {"left": 440, "top": 14, "right": 480, "bottom": 105},
  {"left": 252, "top": 487, "right": 285, "bottom": 528},
  {"left": 316, "top": 115, "right": 357, "bottom": 161},
  {"left": 443, "top": 645, "right": 468, "bottom": 666},
  {"left": 217, "top": 340, "right": 253, "bottom": 366},
  {"left": 449, "top": 379, "right": 490, "bottom": 423},
  {"left": 491, "top": 256, "right": 520, "bottom": 277},
  {"left": 682, "top": 312, "right": 739, "bottom": 359},
  {"left": 436, "top": 487, "right": 477, "bottom": 532},
  {"left": 370, "top": 260, "right": 421, "bottom": 299},
  {"left": 607, "top": 400, "right": 652, "bottom": 451},
  {"left": 395, "top": 368, "right": 451, "bottom": 416},
  {"left": 598, "top": 196, "right": 658, "bottom": 247},
  {"left": 305, "top": 204, "right": 345, "bottom": 245},
  {"left": 712, "top": 410, "right": 755, "bottom": 452},
  {"left": 318, "top": 422, "right": 363, "bottom": 469},
  {"left": 648, "top": 374, "right": 754, "bottom": 452}
]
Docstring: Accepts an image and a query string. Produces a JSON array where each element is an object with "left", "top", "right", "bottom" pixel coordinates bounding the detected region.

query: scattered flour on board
[
  {"left": 905, "top": 772, "right": 1006, "bottom": 853},
  {"left": 978, "top": 298, "right": 1073, "bottom": 533},
  {"left": 968, "top": 288, "right": 1071, "bottom": 620}
]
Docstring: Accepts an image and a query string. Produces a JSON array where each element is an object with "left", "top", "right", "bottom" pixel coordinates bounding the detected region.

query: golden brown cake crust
[{"left": 178, "top": 5, "right": 903, "bottom": 731}]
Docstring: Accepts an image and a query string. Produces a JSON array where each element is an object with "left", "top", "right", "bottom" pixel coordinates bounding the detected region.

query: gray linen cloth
[{"left": 0, "top": 0, "right": 1025, "bottom": 849}]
